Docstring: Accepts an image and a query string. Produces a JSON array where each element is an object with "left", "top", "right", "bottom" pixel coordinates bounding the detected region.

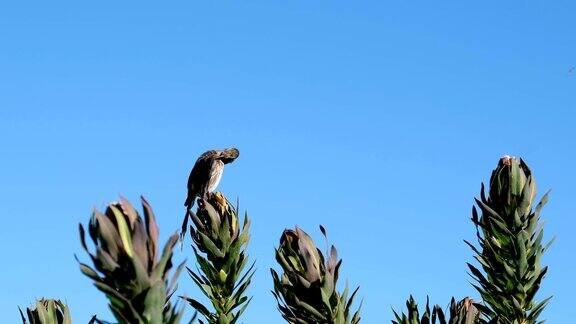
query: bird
[{"left": 180, "top": 147, "right": 240, "bottom": 241}]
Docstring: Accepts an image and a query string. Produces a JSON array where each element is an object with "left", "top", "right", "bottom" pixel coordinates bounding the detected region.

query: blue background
[{"left": 1, "top": 1, "right": 575, "bottom": 322}]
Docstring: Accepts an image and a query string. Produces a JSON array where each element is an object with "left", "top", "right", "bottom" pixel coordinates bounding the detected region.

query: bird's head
[{"left": 219, "top": 147, "right": 240, "bottom": 163}]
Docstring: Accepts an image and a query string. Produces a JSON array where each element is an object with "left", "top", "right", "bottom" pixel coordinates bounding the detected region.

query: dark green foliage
[
  {"left": 271, "top": 226, "right": 361, "bottom": 324},
  {"left": 78, "top": 197, "right": 185, "bottom": 324},
  {"left": 466, "top": 157, "right": 553, "bottom": 323},
  {"left": 19, "top": 299, "right": 72, "bottom": 324},
  {"left": 392, "top": 296, "right": 480, "bottom": 324},
  {"left": 182, "top": 192, "right": 254, "bottom": 324}
]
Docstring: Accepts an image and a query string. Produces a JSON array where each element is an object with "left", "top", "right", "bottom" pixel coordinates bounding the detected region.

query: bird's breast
[{"left": 207, "top": 162, "right": 224, "bottom": 192}]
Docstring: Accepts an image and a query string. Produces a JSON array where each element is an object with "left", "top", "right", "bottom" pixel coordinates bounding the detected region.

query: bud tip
[{"left": 500, "top": 155, "right": 515, "bottom": 166}]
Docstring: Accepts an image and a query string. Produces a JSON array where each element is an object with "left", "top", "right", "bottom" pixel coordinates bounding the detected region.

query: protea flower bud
[
  {"left": 19, "top": 299, "right": 71, "bottom": 324},
  {"left": 488, "top": 155, "right": 536, "bottom": 216},
  {"left": 271, "top": 226, "right": 361, "bottom": 324},
  {"left": 189, "top": 192, "right": 243, "bottom": 250},
  {"left": 278, "top": 228, "right": 323, "bottom": 284},
  {"left": 78, "top": 197, "right": 185, "bottom": 324}
]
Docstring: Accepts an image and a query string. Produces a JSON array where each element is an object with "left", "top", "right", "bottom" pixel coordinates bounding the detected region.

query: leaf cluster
[
  {"left": 392, "top": 296, "right": 480, "bottom": 324},
  {"left": 183, "top": 193, "right": 254, "bottom": 324}
]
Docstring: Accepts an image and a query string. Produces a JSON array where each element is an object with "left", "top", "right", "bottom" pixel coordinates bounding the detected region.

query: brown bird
[{"left": 181, "top": 147, "right": 240, "bottom": 241}]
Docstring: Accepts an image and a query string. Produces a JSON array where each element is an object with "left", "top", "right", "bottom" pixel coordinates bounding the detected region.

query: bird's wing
[{"left": 185, "top": 156, "right": 211, "bottom": 207}]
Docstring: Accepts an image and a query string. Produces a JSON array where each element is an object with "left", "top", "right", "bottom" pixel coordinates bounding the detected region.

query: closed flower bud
[{"left": 489, "top": 155, "right": 535, "bottom": 215}]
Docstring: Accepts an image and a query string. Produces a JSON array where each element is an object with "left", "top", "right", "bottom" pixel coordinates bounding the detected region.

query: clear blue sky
[{"left": 1, "top": 1, "right": 575, "bottom": 323}]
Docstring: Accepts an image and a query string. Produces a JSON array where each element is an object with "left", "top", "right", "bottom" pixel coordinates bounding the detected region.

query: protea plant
[
  {"left": 271, "top": 226, "right": 361, "bottom": 324},
  {"left": 466, "top": 156, "right": 552, "bottom": 323},
  {"left": 78, "top": 197, "right": 185, "bottom": 324},
  {"left": 182, "top": 192, "right": 254, "bottom": 324},
  {"left": 392, "top": 296, "right": 480, "bottom": 324},
  {"left": 19, "top": 299, "right": 71, "bottom": 324},
  {"left": 446, "top": 298, "right": 481, "bottom": 324}
]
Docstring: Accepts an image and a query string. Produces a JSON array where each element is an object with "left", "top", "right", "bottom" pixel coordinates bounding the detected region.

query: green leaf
[
  {"left": 143, "top": 282, "right": 165, "bottom": 323},
  {"left": 199, "top": 232, "right": 225, "bottom": 258},
  {"left": 219, "top": 269, "right": 228, "bottom": 283},
  {"left": 109, "top": 205, "right": 134, "bottom": 258}
]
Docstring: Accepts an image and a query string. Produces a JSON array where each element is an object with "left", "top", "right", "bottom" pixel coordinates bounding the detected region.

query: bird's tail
[
  {"left": 184, "top": 195, "right": 193, "bottom": 208},
  {"left": 180, "top": 202, "right": 193, "bottom": 250}
]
